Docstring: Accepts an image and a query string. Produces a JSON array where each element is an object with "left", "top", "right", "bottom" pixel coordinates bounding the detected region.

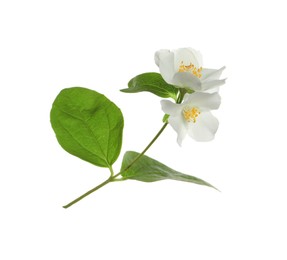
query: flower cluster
[{"left": 155, "top": 48, "right": 226, "bottom": 145}]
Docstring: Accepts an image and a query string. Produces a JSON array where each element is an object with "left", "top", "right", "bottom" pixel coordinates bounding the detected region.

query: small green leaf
[
  {"left": 50, "top": 87, "right": 124, "bottom": 168},
  {"left": 121, "top": 151, "right": 217, "bottom": 190},
  {"left": 121, "top": 72, "right": 178, "bottom": 101},
  {"left": 162, "top": 114, "right": 169, "bottom": 123}
]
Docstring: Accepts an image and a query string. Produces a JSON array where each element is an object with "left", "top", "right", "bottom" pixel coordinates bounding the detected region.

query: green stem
[
  {"left": 62, "top": 177, "right": 112, "bottom": 209},
  {"left": 177, "top": 88, "right": 187, "bottom": 104},
  {"left": 108, "top": 165, "right": 115, "bottom": 177},
  {"left": 114, "top": 122, "right": 168, "bottom": 178},
  {"left": 62, "top": 122, "right": 168, "bottom": 209}
]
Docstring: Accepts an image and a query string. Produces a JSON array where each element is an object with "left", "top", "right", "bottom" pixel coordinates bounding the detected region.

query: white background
[{"left": 1, "top": 0, "right": 287, "bottom": 259}]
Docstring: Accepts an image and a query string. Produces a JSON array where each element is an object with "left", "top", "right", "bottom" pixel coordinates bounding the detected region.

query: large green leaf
[
  {"left": 121, "top": 151, "right": 217, "bottom": 189},
  {"left": 50, "top": 87, "right": 124, "bottom": 168},
  {"left": 121, "top": 72, "right": 178, "bottom": 101}
]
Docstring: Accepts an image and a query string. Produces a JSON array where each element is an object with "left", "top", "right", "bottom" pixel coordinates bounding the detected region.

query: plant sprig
[{"left": 50, "top": 47, "right": 225, "bottom": 208}]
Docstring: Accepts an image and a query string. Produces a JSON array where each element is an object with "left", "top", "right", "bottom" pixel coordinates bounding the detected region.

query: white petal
[
  {"left": 201, "top": 66, "right": 225, "bottom": 81},
  {"left": 160, "top": 100, "right": 181, "bottom": 116},
  {"left": 201, "top": 79, "right": 226, "bottom": 91},
  {"left": 187, "top": 112, "right": 219, "bottom": 141},
  {"left": 172, "top": 72, "right": 201, "bottom": 91},
  {"left": 154, "top": 50, "right": 175, "bottom": 83},
  {"left": 185, "top": 92, "right": 221, "bottom": 110},
  {"left": 154, "top": 49, "right": 169, "bottom": 66},
  {"left": 174, "top": 48, "right": 203, "bottom": 69},
  {"left": 168, "top": 115, "right": 188, "bottom": 146},
  {"left": 203, "top": 86, "right": 220, "bottom": 94}
]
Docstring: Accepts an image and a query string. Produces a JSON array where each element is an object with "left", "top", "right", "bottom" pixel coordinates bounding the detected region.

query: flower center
[
  {"left": 183, "top": 107, "right": 201, "bottom": 123},
  {"left": 178, "top": 61, "right": 202, "bottom": 78}
]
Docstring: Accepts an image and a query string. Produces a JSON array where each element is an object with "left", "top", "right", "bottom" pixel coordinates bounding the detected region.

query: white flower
[
  {"left": 155, "top": 48, "right": 226, "bottom": 93},
  {"left": 161, "top": 92, "right": 221, "bottom": 145}
]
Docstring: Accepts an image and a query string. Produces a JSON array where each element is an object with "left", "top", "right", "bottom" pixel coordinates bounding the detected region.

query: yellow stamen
[
  {"left": 178, "top": 61, "right": 202, "bottom": 78},
  {"left": 183, "top": 107, "right": 201, "bottom": 123}
]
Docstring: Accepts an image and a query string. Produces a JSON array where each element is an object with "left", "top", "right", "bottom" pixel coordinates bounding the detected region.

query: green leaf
[
  {"left": 50, "top": 87, "right": 124, "bottom": 168},
  {"left": 162, "top": 114, "right": 169, "bottom": 123},
  {"left": 121, "top": 72, "right": 178, "bottom": 101},
  {"left": 121, "top": 151, "right": 217, "bottom": 190}
]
